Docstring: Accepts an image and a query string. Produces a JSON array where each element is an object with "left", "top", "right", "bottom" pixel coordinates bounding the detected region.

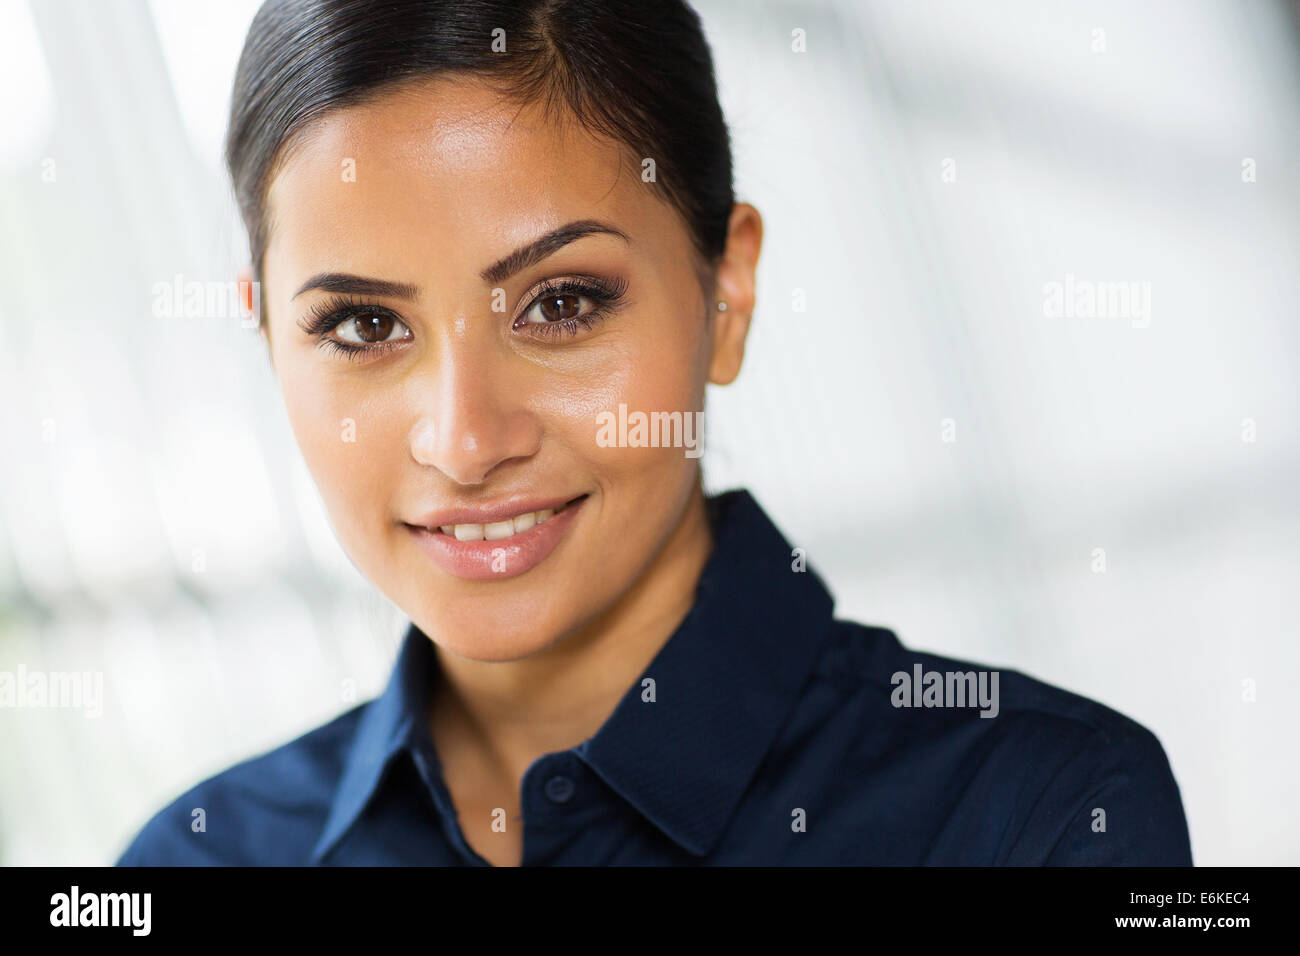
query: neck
[{"left": 428, "top": 480, "right": 715, "bottom": 787}]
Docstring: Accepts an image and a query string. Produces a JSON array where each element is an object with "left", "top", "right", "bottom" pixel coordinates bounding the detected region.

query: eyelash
[
  {"left": 515, "top": 274, "right": 629, "bottom": 339},
  {"left": 300, "top": 275, "right": 630, "bottom": 360},
  {"left": 300, "top": 296, "right": 410, "bottom": 361}
]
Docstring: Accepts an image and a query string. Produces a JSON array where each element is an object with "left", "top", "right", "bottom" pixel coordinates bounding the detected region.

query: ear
[
  {"left": 707, "top": 202, "right": 763, "bottom": 386},
  {"left": 238, "top": 264, "right": 273, "bottom": 358}
]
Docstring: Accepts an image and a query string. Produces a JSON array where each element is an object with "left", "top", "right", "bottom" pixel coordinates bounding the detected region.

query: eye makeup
[
  {"left": 298, "top": 295, "right": 412, "bottom": 360},
  {"left": 511, "top": 273, "right": 630, "bottom": 340},
  {"left": 297, "top": 272, "right": 630, "bottom": 359}
]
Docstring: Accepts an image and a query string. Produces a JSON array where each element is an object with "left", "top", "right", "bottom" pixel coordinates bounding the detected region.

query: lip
[
  {"left": 405, "top": 494, "right": 588, "bottom": 581},
  {"left": 407, "top": 494, "right": 584, "bottom": 529}
]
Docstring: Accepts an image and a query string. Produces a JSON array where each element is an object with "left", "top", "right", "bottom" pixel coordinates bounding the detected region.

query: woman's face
[{"left": 259, "top": 76, "right": 756, "bottom": 662}]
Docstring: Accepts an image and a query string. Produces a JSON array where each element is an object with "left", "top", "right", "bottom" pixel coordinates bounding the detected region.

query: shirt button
[{"left": 544, "top": 775, "right": 575, "bottom": 803}]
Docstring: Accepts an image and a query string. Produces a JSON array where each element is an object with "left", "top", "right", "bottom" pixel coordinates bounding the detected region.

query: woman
[{"left": 117, "top": 0, "right": 1192, "bottom": 866}]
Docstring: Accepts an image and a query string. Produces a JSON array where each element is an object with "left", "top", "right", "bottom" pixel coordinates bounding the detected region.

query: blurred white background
[{"left": 1, "top": 0, "right": 1296, "bottom": 866}]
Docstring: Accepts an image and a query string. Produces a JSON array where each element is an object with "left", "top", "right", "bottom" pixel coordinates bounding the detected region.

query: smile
[
  {"left": 429, "top": 496, "right": 584, "bottom": 541},
  {"left": 405, "top": 494, "right": 589, "bottom": 580}
]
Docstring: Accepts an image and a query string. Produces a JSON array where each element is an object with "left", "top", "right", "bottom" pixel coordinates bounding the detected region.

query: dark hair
[{"left": 226, "top": 0, "right": 735, "bottom": 324}]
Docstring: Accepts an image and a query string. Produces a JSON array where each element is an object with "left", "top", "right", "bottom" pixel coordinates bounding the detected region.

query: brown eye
[
  {"left": 535, "top": 293, "right": 583, "bottom": 323},
  {"left": 512, "top": 275, "right": 629, "bottom": 339},
  {"left": 521, "top": 291, "right": 596, "bottom": 327},
  {"left": 334, "top": 311, "right": 408, "bottom": 344}
]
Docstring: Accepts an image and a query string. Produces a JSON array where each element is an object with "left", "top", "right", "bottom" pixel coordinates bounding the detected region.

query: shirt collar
[
  {"left": 311, "top": 613, "right": 433, "bottom": 862},
  {"left": 312, "top": 488, "right": 838, "bottom": 862}
]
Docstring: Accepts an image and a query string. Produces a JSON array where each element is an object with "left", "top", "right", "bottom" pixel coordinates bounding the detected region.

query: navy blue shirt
[{"left": 115, "top": 488, "right": 1192, "bottom": 865}]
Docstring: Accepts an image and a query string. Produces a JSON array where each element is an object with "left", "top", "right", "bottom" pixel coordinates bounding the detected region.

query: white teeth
[{"left": 435, "top": 500, "right": 578, "bottom": 541}]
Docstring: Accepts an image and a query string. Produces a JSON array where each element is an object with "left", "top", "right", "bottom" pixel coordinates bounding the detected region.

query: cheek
[
  {"left": 577, "top": 326, "right": 710, "bottom": 486},
  {"left": 618, "top": 317, "right": 710, "bottom": 430},
  {"left": 277, "top": 362, "right": 405, "bottom": 537},
  {"left": 526, "top": 320, "right": 705, "bottom": 466}
]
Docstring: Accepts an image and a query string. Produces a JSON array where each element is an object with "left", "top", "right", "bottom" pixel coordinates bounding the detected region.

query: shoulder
[
  {"left": 818, "top": 617, "right": 1172, "bottom": 754},
  {"left": 807, "top": 619, "right": 1193, "bottom": 864},
  {"left": 114, "top": 705, "right": 366, "bottom": 866}
]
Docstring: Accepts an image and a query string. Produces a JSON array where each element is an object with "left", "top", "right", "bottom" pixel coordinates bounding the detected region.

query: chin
[
  {"left": 426, "top": 626, "right": 562, "bottom": 664},
  {"left": 409, "top": 597, "right": 574, "bottom": 663}
]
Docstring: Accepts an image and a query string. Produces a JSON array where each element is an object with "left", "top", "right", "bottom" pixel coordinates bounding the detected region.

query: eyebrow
[
  {"left": 292, "top": 274, "right": 419, "bottom": 300},
  {"left": 479, "top": 219, "right": 629, "bottom": 285},
  {"left": 291, "top": 219, "right": 630, "bottom": 300}
]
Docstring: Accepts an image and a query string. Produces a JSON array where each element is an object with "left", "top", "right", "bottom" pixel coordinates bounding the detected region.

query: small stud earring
[{"left": 716, "top": 301, "right": 728, "bottom": 312}]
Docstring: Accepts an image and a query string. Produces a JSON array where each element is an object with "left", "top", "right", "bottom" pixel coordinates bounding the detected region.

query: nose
[{"left": 407, "top": 346, "right": 541, "bottom": 485}]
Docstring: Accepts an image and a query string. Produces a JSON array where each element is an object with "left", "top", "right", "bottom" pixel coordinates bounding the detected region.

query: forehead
[{"left": 263, "top": 75, "right": 667, "bottom": 289}]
